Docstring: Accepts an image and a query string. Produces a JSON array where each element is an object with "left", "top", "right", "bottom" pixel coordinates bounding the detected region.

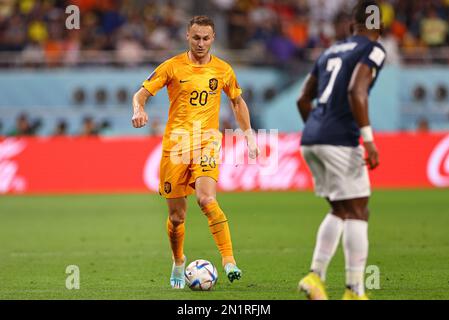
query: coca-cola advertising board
[{"left": 0, "top": 133, "right": 448, "bottom": 194}]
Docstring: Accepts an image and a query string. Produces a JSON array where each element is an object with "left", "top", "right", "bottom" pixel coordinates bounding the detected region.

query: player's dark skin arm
[
  {"left": 296, "top": 74, "right": 318, "bottom": 123},
  {"left": 348, "top": 62, "right": 379, "bottom": 170},
  {"left": 132, "top": 87, "right": 151, "bottom": 128}
]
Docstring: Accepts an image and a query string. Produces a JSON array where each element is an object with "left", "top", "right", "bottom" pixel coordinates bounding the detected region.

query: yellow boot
[
  {"left": 298, "top": 272, "right": 328, "bottom": 300},
  {"left": 342, "top": 288, "right": 369, "bottom": 300}
]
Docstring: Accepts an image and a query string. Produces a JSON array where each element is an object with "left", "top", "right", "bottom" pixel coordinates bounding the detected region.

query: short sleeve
[
  {"left": 223, "top": 67, "right": 242, "bottom": 99},
  {"left": 360, "top": 43, "right": 386, "bottom": 72},
  {"left": 142, "top": 60, "right": 172, "bottom": 96}
]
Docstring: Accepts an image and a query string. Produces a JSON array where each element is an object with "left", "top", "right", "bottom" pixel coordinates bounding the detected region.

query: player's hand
[
  {"left": 363, "top": 141, "right": 379, "bottom": 170},
  {"left": 246, "top": 134, "right": 260, "bottom": 159},
  {"left": 132, "top": 110, "right": 148, "bottom": 128},
  {"left": 248, "top": 142, "right": 260, "bottom": 160}
]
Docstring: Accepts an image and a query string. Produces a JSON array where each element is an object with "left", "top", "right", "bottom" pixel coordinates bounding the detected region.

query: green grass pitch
[{"left": 1, "top": 190, "right": 448, "bottom": 300}]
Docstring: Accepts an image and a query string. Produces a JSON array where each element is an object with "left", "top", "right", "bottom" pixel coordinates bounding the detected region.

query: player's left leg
[
  {"left": 341, "top": 197, "right": 370, "bottom": 300},
  {"left": 195, "top": 176, "right": 241, "bottom": 282}
]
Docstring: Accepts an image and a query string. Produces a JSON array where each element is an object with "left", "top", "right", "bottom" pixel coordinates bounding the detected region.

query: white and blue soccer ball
[{"left": 185, "top": 259, "right": 218, "bottom": 291}]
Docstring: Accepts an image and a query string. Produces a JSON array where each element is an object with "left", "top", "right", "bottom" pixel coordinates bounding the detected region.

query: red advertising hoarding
[{"left": 1, "top": 133, "right": 448, "bottom": 194}]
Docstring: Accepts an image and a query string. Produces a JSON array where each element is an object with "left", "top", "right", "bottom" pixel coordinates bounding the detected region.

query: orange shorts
[{"left": 159, "top": 152, "right": 219, "bottom": 198}]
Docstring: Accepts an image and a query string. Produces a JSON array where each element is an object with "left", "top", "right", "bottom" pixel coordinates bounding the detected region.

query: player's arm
[
  {"left": 229, "top": 95, "right": 259, "bottom": 159},
  {"left": 296, "top": 73, "right": 318, "bottom": 122},
  {"left": 133, "top": 60, "right": 171, "bottom": 128},
  {"left": 348, "top": 63, "right": 379, "bottom": 170},
  {"left": 132, "top": 87, "right": 151, "bottom": 128}
]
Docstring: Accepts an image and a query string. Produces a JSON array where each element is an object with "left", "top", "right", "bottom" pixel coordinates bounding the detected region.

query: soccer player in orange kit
[{"left": 132, "top": 16, "right": 259, "bottom": 289}]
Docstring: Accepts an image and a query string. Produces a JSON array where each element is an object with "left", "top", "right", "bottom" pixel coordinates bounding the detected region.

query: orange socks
[
  {"left": 167, "top": 201, "right": 235, "bottom": 266},
  {"left": 201, "top": 201, "right": 234, "bottom": 260},
  {"left": 166, "top": 217, "right": 185, "bottom": 263}
]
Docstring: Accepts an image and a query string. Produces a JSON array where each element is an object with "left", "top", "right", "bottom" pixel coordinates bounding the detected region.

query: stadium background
[{"left": 1, "top": 0, "right": 449, "bottom": 300}]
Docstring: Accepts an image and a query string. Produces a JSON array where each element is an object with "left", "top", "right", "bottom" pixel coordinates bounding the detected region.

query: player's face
[{"left": 187, "top": 24, "right": 215, "bottom": 59}]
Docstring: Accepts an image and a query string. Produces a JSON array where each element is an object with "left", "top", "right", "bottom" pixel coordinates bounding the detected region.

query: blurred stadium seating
[{"left": 0, "top": 0, "right": 448, "bottom": 136}]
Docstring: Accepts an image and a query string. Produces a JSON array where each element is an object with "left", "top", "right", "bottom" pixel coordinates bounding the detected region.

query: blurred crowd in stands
[
  {"left": 0, "top": 0, "right": 448, "bottom": 67},
  {"left": 1, "top": 112, "right": 114, "bottom": 137},
  {"left": 1, "top": 0, "right": 448, "bottom": 137}
]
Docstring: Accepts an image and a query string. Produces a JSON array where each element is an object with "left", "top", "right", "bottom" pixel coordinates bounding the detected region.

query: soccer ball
[{"left": 184, "top": 259, "right": 218, "bottom": 291}]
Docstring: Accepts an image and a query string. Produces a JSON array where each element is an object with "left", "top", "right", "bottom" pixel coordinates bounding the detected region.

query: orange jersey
[{"left": 142, "top": 52, "right": 242, "bottom": 155}]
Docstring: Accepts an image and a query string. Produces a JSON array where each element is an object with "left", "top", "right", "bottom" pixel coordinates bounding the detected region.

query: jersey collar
[{"left": 184, "top": 51, "right": 214, "bottom": 67}]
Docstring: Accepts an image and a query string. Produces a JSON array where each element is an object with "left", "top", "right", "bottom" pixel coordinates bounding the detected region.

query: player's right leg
[
  {"left": 299, "top": 146, "right": 338, "bottom": 300},
  {"left": 166, "top": 197, "right": 188, "bottom": 289},
  {"left": 159, "top": 154, "right": 193, "bottom": 289},
  {"left": 298, "top": 201, "right": 346, "bottom": 300}
]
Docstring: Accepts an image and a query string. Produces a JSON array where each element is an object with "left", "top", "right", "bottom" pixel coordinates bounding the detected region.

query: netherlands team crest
[
  {"left": 209, "top": 78, "right": 218, "bottom": 91},
  {"left": 164, "top": 182, "right": 171, "bottom": 194}
]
